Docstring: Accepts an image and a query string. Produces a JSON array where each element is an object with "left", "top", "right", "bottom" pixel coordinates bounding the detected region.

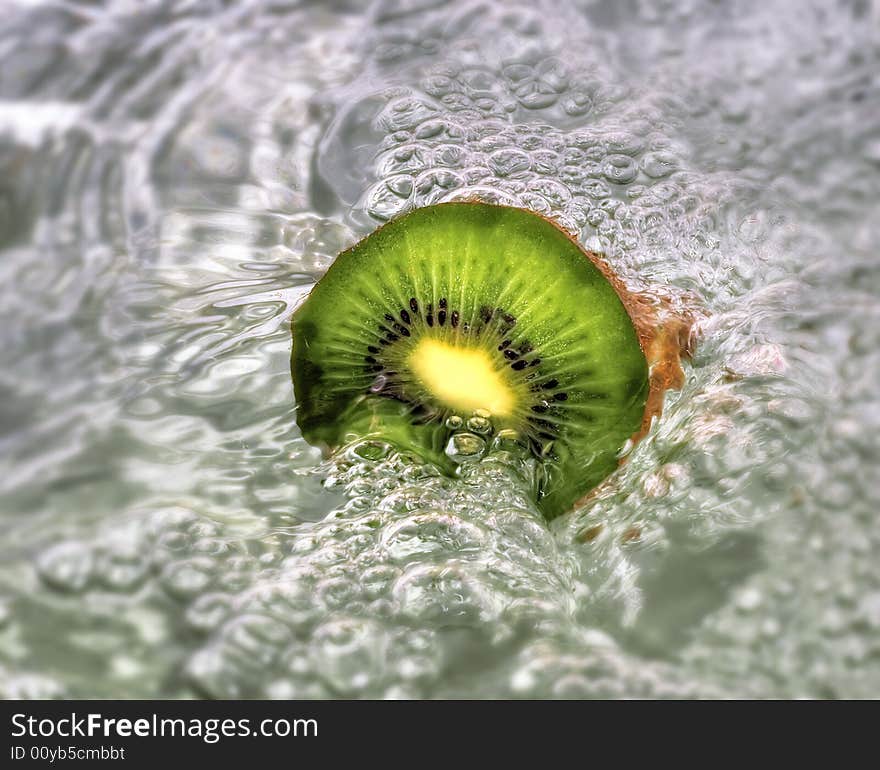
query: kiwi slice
[{"left": 291, "top": 202, "right": 648, "bottom": 519}]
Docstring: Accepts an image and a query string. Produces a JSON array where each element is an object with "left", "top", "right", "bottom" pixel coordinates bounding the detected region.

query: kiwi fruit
[{"left": 291, "top": 202, "right": 648, "bottom": 519}]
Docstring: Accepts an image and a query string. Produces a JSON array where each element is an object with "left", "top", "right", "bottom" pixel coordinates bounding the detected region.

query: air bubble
[
  {"left": 445, "top": 414, "right": 463, "bottom": 430},
  {"left": 159, "top": 557, "right": 216, "bottom": 601},
  {"left": 605, "top": 131, "right": 644, "bottom": 156},
  {"left": 603, "top": 154, "right": 639, "bottom": 185},
  {"left": 36, "top": 542, "right": 94, "bottom": 594},
  {"left": 445, "top": 432, "right": 487, "bottom": 463},
  {"left": 95, "top": 546, "right": 148, "bottom": 592},
  {"left": 365, "top": 180, "right": 411, "bottom": 221},
  {"left": 489, "top": 148, "right": 531, "bottom": 177},
  {"left": 615, "top": 438, "right": 635, "bottom": 459},
  {"left": 641, "top": 151, "right": 679, "bottom": 179},
  {"left": 562, "top": 91, "right": 593, "bottom": 116},
  {"left": 386, "top": 175, "right": 414, "bottom": 198},
  {"left": 186, "top": 593, "right": 234, "bottom": 633},
  {"left": 351, "top": 440, "right": 393, "bottom": 462},
  {"left": 491, "top": 428, "right": 524, "bottom": 451},
  {"left": 414, "top": 119, "right": 446, "bottom": 139},
  {"left": 582, "top": 179, "right": 611, "bottom": 199},
  {"left": 466, "top": 410, "right": 492, "bottom": 434}
]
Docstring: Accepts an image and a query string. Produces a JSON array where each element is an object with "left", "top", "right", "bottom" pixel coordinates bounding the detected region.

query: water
[{"left": 0, "top": 0, "right": 878, "bottom": 698}]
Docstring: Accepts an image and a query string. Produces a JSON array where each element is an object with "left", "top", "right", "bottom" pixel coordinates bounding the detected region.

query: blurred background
[{"left": 0, "top": 0, "right": 878, "bottom": 698}]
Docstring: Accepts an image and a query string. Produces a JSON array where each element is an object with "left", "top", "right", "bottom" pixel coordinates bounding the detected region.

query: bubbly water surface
[{"left": 1, "top": 0, "right": 878, "bottom": 698}]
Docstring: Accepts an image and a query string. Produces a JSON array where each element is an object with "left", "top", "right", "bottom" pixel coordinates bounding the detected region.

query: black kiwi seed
[
  {"left": 531, "top": 404, "right": 549, "bottom": 414},
  {"left": 410, "top": 297, "right": 419, "bottom": 314},
  {"left": 542, "top": 379, "right": 559, "bottom": 389},
  {"left": 503, "top": 349, "right": 519, "bottom": 361},
  {"left": 554, "top": 392, "right": 568, "bottom": 401},
  {"left": 367, "top": 345, "right": 379, "bottom": 354},
  {"left": 511, "top": 360, "right": 528, "bottom": 370},
  {"left": 529, "top": 358, "right": 541, "bottom": 367},
  {"left": 530, "top": 417, "right": 558, "bottom": 432},
  {"left": 365, "top": 356, "right": 377, "bottom": 364},
  {"left": 438, "top": 298, "right": 447, "bottom": 325},
  {"left": 498, "top": 339, "right": 511, "bottom": 350},
  {"left": 400, "top": 309, "right": 411, "bottom": 324},
  {"left": 381, "top": 316, "right": 404, "bottom": 334},
  {"left": 450, "top": 310, "right": 460, "bottom": 328},
  {"left": 480, "top": 306, "right": 493, "bottom": 323},
  {"left": 426, "top": 304, "right": 434, "bottom": 326}
]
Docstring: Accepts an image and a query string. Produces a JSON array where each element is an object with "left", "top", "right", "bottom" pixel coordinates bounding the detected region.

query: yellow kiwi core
[{"left": 408, "top": 338, "right": 516, "bottom": 417}]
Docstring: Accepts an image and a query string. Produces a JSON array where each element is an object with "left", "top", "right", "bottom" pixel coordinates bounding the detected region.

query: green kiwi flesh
[{"left": 291, "top": 202, "right": 648, "bottom": 519}]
